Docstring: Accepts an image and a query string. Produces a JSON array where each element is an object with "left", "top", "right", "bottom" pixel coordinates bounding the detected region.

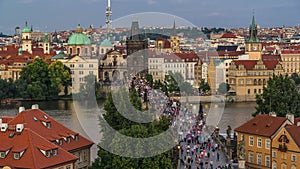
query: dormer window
[
  {"left": 0, "top": 151, "right": 5, "bottom": 158},
  {"left": 59, "top": 139, "right": 63, "bottom": 146},
  {"left": 46, "top": 150, "right": 51, "bottom": 158},
  {"left": 14, "top": 153, "right": 20, "bottom": 160},
  {"left": 53, "top": 149, "right": 58, "bottom": 156},
  {"left": 42, "top": 121, "right": 51, "bottom": 128},
  {"left": 67, "top": 137, "right": 71, "bottom": 143},
  {"left": 75, "top": 135, "right": 79, "bottom": 141}
]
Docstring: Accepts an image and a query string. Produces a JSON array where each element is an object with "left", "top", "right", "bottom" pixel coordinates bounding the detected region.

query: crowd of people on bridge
[{"left": 129, "top": 77, "right": 234, "bottom": 169}]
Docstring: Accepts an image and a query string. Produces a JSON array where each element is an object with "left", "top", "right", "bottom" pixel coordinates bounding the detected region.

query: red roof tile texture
[
  {"left": 8, "top": 109, "right": 94, "bottom": 152},
  {"left": 233, "top": 59, "right": 280, "bottom": 70},
  {"left": 0, "top": 128, "right": 77, "bottom": 169},
  {"left": 235, "top": 114, "right": 287, "bottom": 137}
]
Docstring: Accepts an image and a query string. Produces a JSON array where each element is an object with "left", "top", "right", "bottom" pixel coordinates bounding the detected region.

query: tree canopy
[
  {"left": 199, "top": 79, "right": 210, "bottom": 94},
  {"left": 91, "top": 89, "right": 175, "bottom": 169},
  {"left": 254, "top": 74, "right": 300, "bottom": 117},
  {"left": 16, "top": 58, "right": 71, "bottom": 100},
  {"left": 218, "top": 82, "right": 230, "bottom": 94}
]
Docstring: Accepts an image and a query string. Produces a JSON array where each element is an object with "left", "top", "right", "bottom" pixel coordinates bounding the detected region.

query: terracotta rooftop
[
  {"left": 233, "top": 59, "right": 280, "bottom": 70},
  {"left": 285, "top": 125, "right": 300, "bottom": 149},
  {"left": 0, "top": 128, "right": 77, "bottom": 169},
  {"left": 235, "top": 114, "right": 288, "bottom": 137},
  {"left": 8, "top": 109, "right": 94, "bottom": 152},
  {"left": 221, "top": 32, "right": 237, "bottom": 39}
]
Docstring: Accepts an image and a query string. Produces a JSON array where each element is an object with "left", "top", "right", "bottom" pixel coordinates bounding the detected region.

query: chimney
[
  {"left": 16, "top": 124, "right": 24, "bottom": 133},
  {"left": 286, "top": 113, "right": 295, "bottom": 124},
  {"left": 297, "top": 122, "right": 300, "bottom": 127},
  {"left": 1, "top": 123, "right": 8, "bottom": 132},
  {"left": 31, "top": 104, "right": 39, "bottom": 110},
  {"left": 19, "top": 107, "right": 25, "bottom": 113},
  {"left": 269, "top": 112, "right": 277, "bottom": 117},
  {"left": 0, "top": 118, "right": 2, "bottom": 124}
]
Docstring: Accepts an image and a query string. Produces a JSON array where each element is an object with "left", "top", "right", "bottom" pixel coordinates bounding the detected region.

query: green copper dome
[
  {"left": 100, "top": 39, "right": 113, "bottom": 47},
  {"left": 22, "top": 26, "right": 31, "bottom": 33},
  {"left": 68, "top": 24, "right": 91, "bottom": 45},
  {"left": 68, "top": 33, "right": 91, "bottom": 45}
]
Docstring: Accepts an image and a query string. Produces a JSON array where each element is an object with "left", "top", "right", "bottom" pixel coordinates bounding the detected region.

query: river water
[{"left": 0, "top": 100, "right": 256, "bottom": 161}]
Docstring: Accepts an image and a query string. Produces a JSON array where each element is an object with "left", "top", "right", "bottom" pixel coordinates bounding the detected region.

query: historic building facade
[{"left": 228, "top": 59, "right": 284, "bottom": 101}]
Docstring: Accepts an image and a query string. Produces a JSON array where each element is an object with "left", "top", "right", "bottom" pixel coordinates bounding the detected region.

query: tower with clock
[{"left": 245, "top": 15, "right": 262, "bottom": 60}]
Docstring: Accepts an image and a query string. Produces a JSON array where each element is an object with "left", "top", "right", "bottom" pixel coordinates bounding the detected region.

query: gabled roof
[
  {"left": 235, "top": 115, "right": 288, "bottom": 137},
  {"left": 0, "top": 128, "right": 77, "bottom": 169},
  {"left": 8, "top": 109, "right": 93, "bottom": 152},
  {"left": 233, "top": 59, "right": 280, "bottom": 70},
  {"left": 221, "top": 32, "right": 237, "bottom": 39},
  {"left": 285, "top": 125, "right": 300, "bottom": 149}
]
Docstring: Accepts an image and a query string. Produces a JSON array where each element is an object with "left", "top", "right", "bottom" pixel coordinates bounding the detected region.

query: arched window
[
  {"left": 70, "top": 48, "right": 73, "bottom": 54},
  {"left": 101, "top": 48, "right": 104, "bottom": 54},
  {"left": 77, "top": 48, "right": 80, "bottom": 55}
]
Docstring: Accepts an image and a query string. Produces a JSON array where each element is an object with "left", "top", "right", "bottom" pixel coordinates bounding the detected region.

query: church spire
[
  {"left": 248, "top": 15, "right": 259, "bottom": 42},
  {"left": 172, "top": 19, "right": 176, "bottom": 36}
]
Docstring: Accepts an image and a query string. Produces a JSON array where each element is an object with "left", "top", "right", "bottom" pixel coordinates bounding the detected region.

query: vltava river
[{"left": 0, "top": 100, "right": 256, "bottom": 161}]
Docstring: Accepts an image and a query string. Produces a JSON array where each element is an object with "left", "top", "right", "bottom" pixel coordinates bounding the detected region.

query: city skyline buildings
[{"left": 0, "top": 0, "right": 299, "bottom": 34}]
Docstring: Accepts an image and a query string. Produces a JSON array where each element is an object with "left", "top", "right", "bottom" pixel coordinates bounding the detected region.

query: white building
[{"left": 59, "top": 56, "right": 98, "bottom": 93}]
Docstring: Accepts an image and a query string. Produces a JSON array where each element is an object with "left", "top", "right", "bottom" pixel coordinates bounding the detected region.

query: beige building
[
  {"left": 281, "top": 50, "right": 300, "bottom": 76},
  {"left": 228, "top": 59, "right": 284, "bottom": 101},
  {"left": 60, "top": 56, "right": 98, "bottom": 94}
]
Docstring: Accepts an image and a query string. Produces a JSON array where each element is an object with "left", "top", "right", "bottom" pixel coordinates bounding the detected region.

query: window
[
  {"left": 254, "top": 89, "right": 257, "bottom": 94},
  {"left": 89, "top": 64, "right": 94, "bottom": 68},
  {"left": 79, "top": 71, "right": 84, "bottom": 75},
  {"left": 272, "top": 162, "right": 277, "bottom": 169},
  {"left": 70, "top": 64, "right": 74, "bottom": 68},
  {"left": 248, "top": 152, "right": 253, "bottom": 163},
  {"left": 53, "top": 149, "right": 58, "bottom": 156},
  {"left": 248, "top": 89, "right": 251, "bottom": 95},
  {"left": 266, "top": 156, "right": 270, "bottom": 167},
  {"left": 79, "top": 64, "right": 84, "bottom": 68},
  {"left": 46, "top": 151, "right": 51, "bottom": 158},
  {"left": 67, "top": 137, "right": 71, "bottom": 144},
  {"left": 292, "top": 154, "right": 296, "bottom": 162},
  {"left": 78, "top": 152, "right": 81, "bottom": 162},
  {"left": 83, "top": 151, "right": 87, "bottom": 161},
  {"left": 257, "top": 138, "right": 262, "bottom": 148},
  {"left": 257, "top": 154, "right": 262, "bottom": 165},
  {"left": 0, "top": 152, "right": 5, "bottom": 158},
  {"left": 249, "top": 136, "right": 254, "bottom": 146},
  {"left": 266, "top": 139, "right": 270, "bottom": 149}
]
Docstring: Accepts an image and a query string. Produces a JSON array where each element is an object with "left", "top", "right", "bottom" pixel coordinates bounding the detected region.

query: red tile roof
[
  {"left": 0, "top": 128, "right": 77, "bottom": 169},
  {"left": 235, "top": 115, "right": 287, "bottom": 137},
  {"left": 8, "top": 109, "right": 94, "bottom": 152},
  {"left": 233, "top": 59, "right": 280, "bottom": 70},
  {"left": 285, "top": 125, "right": 300, "bottom": 149},
  {"left": 221, "top": 32, "right": 237, "bottom": 39}
]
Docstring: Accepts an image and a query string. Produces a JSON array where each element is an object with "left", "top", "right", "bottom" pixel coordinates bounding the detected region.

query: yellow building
[
  {"left": 271, "top": 115, "right": 300, "bottom": 169},
  {"left": 235, "top": 114, "right": 292, "bottom": 169},
  {"left": 228, "top": 59, "right": 284, "bottom": 101},
  {"left": 281, "top": 50, "right": 300, "bottom": 76}
]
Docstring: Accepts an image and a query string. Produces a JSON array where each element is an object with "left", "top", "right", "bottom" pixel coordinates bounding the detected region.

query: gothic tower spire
[{"left": 248, "top": 15, "right": 259, "bottom": 42}]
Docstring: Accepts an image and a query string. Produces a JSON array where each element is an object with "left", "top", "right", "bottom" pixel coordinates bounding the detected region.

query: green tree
[
  {"left": 18, "top": 57, "right": 50, "bottom": 100},
  {"left": 0, "top": 78, "right": 17, "bottom": 100},
  {"left": 144, "top": 74, "right": 153, "bottom": 87},
  {"left": 254, "top": 74, "right": 300, "bottom": 117},
  {"left": 48, "top": 61, "right": 71, "bottom": 97},
  {"left": 91, "top": 89, "right": 175, "bottom": 169},
  {"left": 218, "top": 82, "right": 230, "bottom": 94},
  {"left": 199, "top": 79, "right": 210, "bottom": 94},
  {"left": 290, "top": 73, "right": 300, "bottom": 85}
]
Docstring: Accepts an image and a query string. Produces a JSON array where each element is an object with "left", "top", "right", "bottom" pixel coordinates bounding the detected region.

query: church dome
[
  {"left": 22, "top": 26, "right": 31, "bottom": 33},
  {"left": 68, "top": 24, "right": 91, "bottom": 45},
  {"left": 100, "top": 39, "right": 113, "bottom": 47}
]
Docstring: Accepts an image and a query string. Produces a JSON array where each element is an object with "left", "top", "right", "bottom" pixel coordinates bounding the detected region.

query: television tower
[{"left": 105, "top": 0, "right": 112, "bottom": 36}]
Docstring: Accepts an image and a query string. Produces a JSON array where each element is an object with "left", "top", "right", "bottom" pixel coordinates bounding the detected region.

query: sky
[{"left": 0, "top": 0, "right": 299, "bottom": 34}]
